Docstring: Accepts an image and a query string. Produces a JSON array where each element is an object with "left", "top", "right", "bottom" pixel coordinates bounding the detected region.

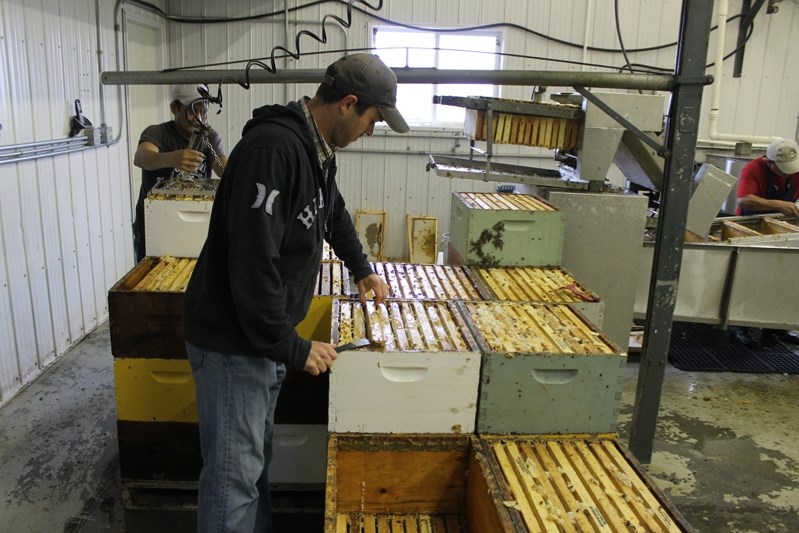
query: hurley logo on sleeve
[{"left": 251, "top": 183, "right": 279, "bottom": 215}]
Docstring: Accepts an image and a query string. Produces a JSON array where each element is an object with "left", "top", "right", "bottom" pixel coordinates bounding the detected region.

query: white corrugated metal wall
[
  {"left": 1, "top": 0, "right": 798, "bottom": 403},
  {"left": 0, "top": 0, "right": 136, "bottom": 404}
]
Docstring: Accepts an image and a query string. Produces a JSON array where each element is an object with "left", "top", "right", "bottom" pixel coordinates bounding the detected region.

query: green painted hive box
[
  {"left": 449, "top": 192, "right": 564, "bottom": 267},
  {"left": 459, "top": 301, "right": 626, "bottom": 435}
]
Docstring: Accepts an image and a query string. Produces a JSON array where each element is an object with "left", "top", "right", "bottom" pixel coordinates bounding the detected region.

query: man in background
[
  {"left": 132, "top": 83, "right": 227, "bottom": 262},
  {"left": 182, "top": 54, "right": 406, "bottom": 532},
  {"left": 729, "top": 137, "right": 799, "bottom": 346}
]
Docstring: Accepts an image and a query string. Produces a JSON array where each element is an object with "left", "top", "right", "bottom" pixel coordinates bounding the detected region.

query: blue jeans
[{"left": 186, "top": 342, "right": 286, "bottom": 533}]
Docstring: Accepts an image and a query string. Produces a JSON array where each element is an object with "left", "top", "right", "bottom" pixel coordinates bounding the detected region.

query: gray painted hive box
[
  {"left": 449, "top": 192, "right": 564, "bottom": 267},
  {"left": 458, "top": 301, "right": 625, "bottom": 435}
]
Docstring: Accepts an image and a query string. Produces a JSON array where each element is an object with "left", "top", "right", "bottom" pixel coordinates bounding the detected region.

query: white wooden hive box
[
  {"left": 329, "top": 299, "right": 481, "bottom": 434},
  {"left": 145, "top": 196, "right": 213, "bottom": 258}
]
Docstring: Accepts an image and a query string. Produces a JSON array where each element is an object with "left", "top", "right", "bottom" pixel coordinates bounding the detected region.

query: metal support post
[{"left": 628, "top": 0, "right": 714, "bottom": 463}]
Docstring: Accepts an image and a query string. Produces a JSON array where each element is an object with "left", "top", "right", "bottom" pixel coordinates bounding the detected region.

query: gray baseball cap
[{"left": 323, "top": 54, "right": 409, "bottom": 134}]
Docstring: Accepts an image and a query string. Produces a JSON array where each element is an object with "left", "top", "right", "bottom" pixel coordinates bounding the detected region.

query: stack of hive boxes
[
  {"left": 324, "top": 192, "right": 690, "bottom": 531},
  {"left": 108, "top": 243, "right": 351, "bottom": 504},
  {"left": 109, "top": 256, "right": 202, "bottom": 497},
  {"left": 326, "top": 264, "right": 492, "bottom": 530}
]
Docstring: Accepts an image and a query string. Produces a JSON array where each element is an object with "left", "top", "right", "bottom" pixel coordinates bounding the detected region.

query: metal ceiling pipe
[{"left": 101, "top": 68, "right": 679, "bottom": 91}]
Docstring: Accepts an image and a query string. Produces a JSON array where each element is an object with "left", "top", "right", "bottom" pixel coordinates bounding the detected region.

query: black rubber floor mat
[{"left": 667, "top": 322, "right": 799, "bottom": 373}]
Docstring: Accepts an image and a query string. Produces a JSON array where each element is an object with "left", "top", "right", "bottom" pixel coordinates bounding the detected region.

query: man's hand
[
  {"left": 775, "top": 200, "right": 799, "bottom": 218},
  {"left": 134, "top": 141, "right": 205, "bottom": 173},
  {"left": 356, "top": 273, "right": 391, "bottom": 305},
  {"left": 172, "top": 149, "right": 206, "bottom": 173},
  {"left": 303, "top": 341, "right": 338, "bottom": 376}
]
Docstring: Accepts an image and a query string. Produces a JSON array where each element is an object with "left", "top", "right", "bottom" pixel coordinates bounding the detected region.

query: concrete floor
[{"left": 1, "top": 321, "right": 798, "bottom": 532}]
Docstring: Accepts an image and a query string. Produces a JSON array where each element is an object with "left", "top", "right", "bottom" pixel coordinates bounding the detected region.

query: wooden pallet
[
  {"left": 371, "top": 262, "right": 482, "bottom": 301},
  {"left": 455, "top": 191, "right": 557, "bottom": 211},
  {"left": 461, "top": 301, "right": 614, "bottom": 355}
]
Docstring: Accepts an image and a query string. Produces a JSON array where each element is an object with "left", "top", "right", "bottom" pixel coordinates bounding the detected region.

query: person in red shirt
[
  {"left": 729, "top": 138, "right": 799, "bottom": 347},
  {"left": 736, "top": 138, "right": 799, "bottom": 217}
]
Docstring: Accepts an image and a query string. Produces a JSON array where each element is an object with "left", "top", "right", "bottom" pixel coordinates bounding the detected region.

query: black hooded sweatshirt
[{"left": 182, "top": 101, "right": 372, "bottom": 370}]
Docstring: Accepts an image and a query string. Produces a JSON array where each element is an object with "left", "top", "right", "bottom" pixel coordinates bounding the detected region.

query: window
[{"left": 373, "top": 27, "right": 503, "bottom": 126}]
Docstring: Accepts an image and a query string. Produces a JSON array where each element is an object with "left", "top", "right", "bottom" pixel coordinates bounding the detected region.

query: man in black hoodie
[{"left": 182, "top": 54, "right": 408, "bottom": 532}]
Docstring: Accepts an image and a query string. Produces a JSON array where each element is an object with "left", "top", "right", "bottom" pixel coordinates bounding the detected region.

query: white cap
[
  {"left": 766, "top": 138, "right": 799, "bottom": 175},
  {"left": 170, "top": 84, "right": 208, "bottom": 106}
]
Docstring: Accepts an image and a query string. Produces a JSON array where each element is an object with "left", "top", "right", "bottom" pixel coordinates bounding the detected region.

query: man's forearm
[
  {"left": 738, "top": 194, "right": 799, "bottom": 217},
  {"left": 737, "top": 194, "right": 780, "bottom": 212},
  {"left": 134, "top": 149, "right": 175, "bottom": 171}
]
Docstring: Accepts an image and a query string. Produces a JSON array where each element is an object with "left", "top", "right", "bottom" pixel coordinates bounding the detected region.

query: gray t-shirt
[{"left": 138, "top": 120, "right": 226, "bottom": 193}]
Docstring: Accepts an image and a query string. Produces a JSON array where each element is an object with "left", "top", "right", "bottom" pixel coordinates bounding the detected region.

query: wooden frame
[
  {"left": 407, "top": 215, "right": 438, "bottom": 264},
  {"left": 355, "top": 209, "right": 386, "bottom": 261}
]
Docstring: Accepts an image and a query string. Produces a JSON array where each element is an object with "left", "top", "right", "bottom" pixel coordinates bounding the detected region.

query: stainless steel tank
[{"left": 704, "top": 153, "right": 755, "bottom": 215}]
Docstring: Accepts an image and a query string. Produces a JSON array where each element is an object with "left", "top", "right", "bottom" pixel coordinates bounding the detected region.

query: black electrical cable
[
  {"left": 125, "top": 0, "right": 757, "bottom": 94},
  {"left": 197, "top": 0, "right": 385, "bottom": 111},
  {"left": 614, "top": 0, "right": 635, "bottom": 75},
  {"left": 125, "top": 0, "right": 742, "bottom": 57},
  {"left": 125, "top": 0, "right": 337, "bottom": 24},
  {"left": 173, "top": 46, "right": 660, "bottom": 76},
  {"left": 344, "top": 2, "right": 743, "bottom": 56}
]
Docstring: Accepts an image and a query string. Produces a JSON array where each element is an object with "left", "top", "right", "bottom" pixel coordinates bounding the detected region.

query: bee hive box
[
  {"left": 109, "top": 256, "right": 197, "bottom": 359},
  {"left": 322, "top": 240, "right": 341, "bottom": 261},
  {"left": 371, "top": 261, "right": 483, "bottom": 301},
  {"left": 459, "top": 301, "right": 625, "bottom": 435},
  {"left": 325, "top": 434, "right": 516, "bottom": 533},
  {"left": 472, "top": 265, "right": 604, "bottom": 329},
  {"left": 296, "top": 261, "right": 351, "bottom": 342},
  {"left": 449, "top": 192, "right": 564, "bottom": 267},
  {"left": 482, "top": 435, "right": 692, "bottom": 532},
  {"left": 145, "top": 196, "right": 213, "bottom": 258},
  {"left": 329, "top": 299, "right": 481, "bottom": 433},
  {"left": 463, "top": 98, "right": 582, "bottom": 150}
]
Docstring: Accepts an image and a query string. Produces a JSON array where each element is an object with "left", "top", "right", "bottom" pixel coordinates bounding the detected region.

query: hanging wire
[
  {"left": 124, "top": 0, "right": 757, "bottom": 86},
  {"left": 614, "top": 0, "right": 635, "bottom": 75},
  {"left": 127, "top": 0, "right": 744, "bottom": 68},
  {"left": 186, "top": 0, "right": 385, "bottom": 112}
]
